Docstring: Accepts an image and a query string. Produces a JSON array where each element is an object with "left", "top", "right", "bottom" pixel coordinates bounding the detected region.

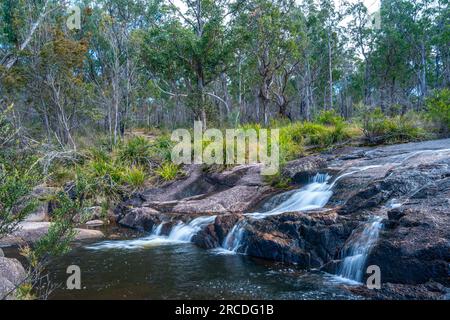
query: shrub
[
  {"left": 362, "top": 108, "right": 427, "bottom": 144},
  {"left": 426, "top": 89, "right": 450, "bottom": 133},
  {"left": 155, "top": 162, "right": 180, "bottom": 181},
  {"left": 121, "top": 166, "right": 147, "bottom": 189},
  {"left": 0, "top": 168, "right": 38, "bottom": 238},
  {"left": 117, "top": 136, "right": 152, "bottom": 167},
  {"left": 150, "top": 134, "right": 174, "bottom": 162},
  {"left": 316, "top": 110, "right": 344, "bottom": 126},
  {"left": 279, "top": 123, "right": 304, "bottom": 161}
]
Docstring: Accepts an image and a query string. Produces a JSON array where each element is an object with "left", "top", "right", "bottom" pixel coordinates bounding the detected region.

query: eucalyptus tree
[{"left": 140, "top": 0, "right": 236, "bottom": 128}]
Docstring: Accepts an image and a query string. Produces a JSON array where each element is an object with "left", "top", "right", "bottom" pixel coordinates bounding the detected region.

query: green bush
[
  {"left": 316, "top": 110, "right": 344, "bottom": 126},
  {"left": 150, "top": 134, "right": 174, "bottom": 162},
  {"left": 426, "top": 89, "right": 450, "bottom": 133},
  {"left": 362, "top": 108, "right": 427, "bottom": 144},
  {"left": 155, "top": 162, "right": 180, "bottom": 181},
  {"left": 117, "top": 136, "right": 152, "bottom": 167},
  {"left": 121, "top": 166, "right": 147, "bottom": 189},
  {"left": 0, "top": 168, "right": 38, "bottom": 238}
]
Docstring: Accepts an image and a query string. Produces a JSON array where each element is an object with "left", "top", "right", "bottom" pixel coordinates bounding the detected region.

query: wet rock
[
  {"left": 282, "top": 156, "right": 327, "bottom": 183},
  {"left": 348, "top": 281, "right": 448, "bottom": 300},
  {"left": 0, "top": 248, "right": 3, "bottom": 257},
  {"left": 118, "top": 207, "right": 161, "bottom": 232},
  {"left": 212, "top": 211, "right": 360, "bottom": 268},
  {"left": 214, "top": 214, "right": 243, "bottom": 244},
  {"left": 192, "top": 214, "right": 243, "bottom": 249},
  {"left": 192, "top": 224, "right": 220, "bottom": 249}
]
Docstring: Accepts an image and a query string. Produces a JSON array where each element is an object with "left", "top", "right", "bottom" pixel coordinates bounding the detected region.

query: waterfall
[
  {"left": 336, "top": 216, "right": 383, "bottom": 283},
  {"left": 221, "top": 173, "right": 334, "bottom": 253},
  {"left": 247, "top": 173, "right": 333, "bottom": 220},
  {"left": 86, "top": 215, "right": 216, "bottom": 250},
  {"left": 221, "top": 166, "right": 381, "bottom": 253},
  {"left": 221, "top": 221, "right": 247, "bottom": 253},
  {"left": 88, "top": 165, "right": 381, "bottom": 254},
  {"left": 163, "top": 215, "right": 217, "bottom": 242}
]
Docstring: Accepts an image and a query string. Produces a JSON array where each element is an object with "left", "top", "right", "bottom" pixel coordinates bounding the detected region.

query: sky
[{"left": 172, "top": 0, "right": 381, "bottom": 16}]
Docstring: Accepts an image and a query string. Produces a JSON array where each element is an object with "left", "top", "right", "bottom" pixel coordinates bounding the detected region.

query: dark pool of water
[{"left": 39, "top": 238, "right": 361, "bottom": 300}]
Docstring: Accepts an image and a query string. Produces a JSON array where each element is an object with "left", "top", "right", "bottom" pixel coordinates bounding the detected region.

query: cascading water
[
  {"left": 221, "top": 166, "right": 382, "bottom": 254},
  {"left": 163, "top": 215, "right": 217, "bottom": 242},
  {"left": 86, "top": 215, "right": 216, "bottom": 250},
  {"left": 220, "top": 173, "right": 334, "bottom": 253},
  {"left": 88, "top": 165, "right": 381, "bottom": 256},
  {"left": 336, "top": 216, "right": 383, "bottom": 283},
  {"left": 247, "top": 173, "right": 333, "bottom": 219}
]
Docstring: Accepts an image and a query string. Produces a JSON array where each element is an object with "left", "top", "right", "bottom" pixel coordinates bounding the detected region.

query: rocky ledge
[{"left": 113, "top": 138, "right": 450, "bottom": 299}]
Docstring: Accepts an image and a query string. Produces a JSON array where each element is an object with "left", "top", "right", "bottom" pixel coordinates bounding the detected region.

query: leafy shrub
[
  {"left": 279, "top": 123, "right": 304, "bottom": 161},
  {"left": 155, "top": 162, "right": 180, "bottom": 181},
  {"left": 362, "top": 108, "right": 427, "bottom": 144},
  {"left": 121, "top": 166, "right": 146, "bottom": 189},
  {"left": 150, "top": 134, "right": 174, "bottom": 162},
  {"left": 426, "top": 89, "right": 450, "bottom": 133},
  {"left": 316, "top": 110, "right": 344, "bottom": 126},
  {"left": 0, "top": 168, "right": 38, "bottom": 238},
  {"left": 117, "top": 136, "right": 152, "bottom": 167}
]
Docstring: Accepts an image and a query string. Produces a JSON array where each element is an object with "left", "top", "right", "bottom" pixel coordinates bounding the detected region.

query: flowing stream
[{"left": 44, "top": 166, "right": 382, "bottom": 299}]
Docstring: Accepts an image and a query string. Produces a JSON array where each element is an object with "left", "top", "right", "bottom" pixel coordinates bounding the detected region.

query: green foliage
[
  {"left": 121, "top": 166, "right": 147, "bottom": 190},
  {"left": 315, "top": 110, "right": 344, "bottom": 126},
  {"left": 426, "top": 89, "right": 450, "bottom": 133},
  {"left": 155, "top": 162, "right": 180, "bottom": 182},
  {"left": 23, "top": 193, "right": 77, "bottom": 268},
  {"left": 279, "top": 123, "right": 304, "bottom": 161},
  {"left": 150, "top": 134, "right": 174, "bottom": 162},
  {"left": 118, "top": 136, "right": 152, "bottom": 167},
  {"left": 0, "top": 167, "right": 38, "bottom": 238},
  {"left": 362, "top": 108, "right": 428, "bottom": 144}
]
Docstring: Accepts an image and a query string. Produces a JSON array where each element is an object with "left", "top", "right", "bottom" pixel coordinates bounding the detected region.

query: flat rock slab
[
  {"left": 0, "top": 222, "right": 105, "bottom": 247},
  {"left": 85, "top": 220, "right": 105, "bottom": 227}
]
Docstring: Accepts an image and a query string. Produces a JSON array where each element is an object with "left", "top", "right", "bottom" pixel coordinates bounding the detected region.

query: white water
[
  {"left": 246, "top": 173, "right": 333, "bottom": 220},
  {"left": 86, "top": 215, "right": 216, "bottom": 250},
  {"left": 87, "top": 164, "right": 384, "bottom": 281},
  {"left": 336, "top": 216, "right": 383, "bottom": 283},
  {"left": 221, "top": 166, "right": 381, "bottom": 253}
]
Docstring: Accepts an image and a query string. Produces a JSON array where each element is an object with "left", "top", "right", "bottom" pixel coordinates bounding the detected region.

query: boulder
[
  {"left": 0, "top": 222, "right": 105, "bottom": 247},
  {"left": 85, "top": 220, "right": 105, "bottom": 227},
  {"left": 73, "top": 206, "right": 103, "bottom": 224},
  {"left": 22, "top": 185, "right": 57, "bottom": 222},
  {"left": 0, "top": 257, "right": 26, "bottom": 300},
  {"left": 282, "top": 156, "right": 327, "bottom": 182}
]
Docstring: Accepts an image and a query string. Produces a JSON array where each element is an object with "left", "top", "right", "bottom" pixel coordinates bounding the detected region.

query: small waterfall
[
  {"left": 336, "top": 216, "right": 383, "bottom": 283},
  {"left": 222, "top": 173, "right": 334, "bottom": 252},
  {"left": 86, "top": 215, "right": 216, "bottom": 250},
  {"left": 247, "top": 173, "right": 333, "bottom": 220},
  {"left": 221, "top": 221, "right": 247, "bottom": 253},
  {"left": 88, "top": 165, "right": 381, "bottom": 253},
  {"left": 221, "top": 167, "right": 382, "bottom": 254},
  {"left": 163, "top": 215, "right": 217, "bottom": 242}
]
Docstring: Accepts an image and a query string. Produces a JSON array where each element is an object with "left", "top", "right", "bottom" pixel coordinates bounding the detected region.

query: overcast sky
[{"left": 172, "top": 0, "right": 381, "bottom": 15}]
